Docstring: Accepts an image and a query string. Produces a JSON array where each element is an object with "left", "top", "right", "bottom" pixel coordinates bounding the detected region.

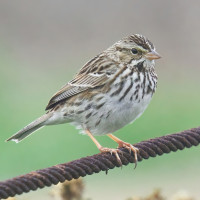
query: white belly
[{"left": 84, "top": 90, "right": 153, "bottom": 135}]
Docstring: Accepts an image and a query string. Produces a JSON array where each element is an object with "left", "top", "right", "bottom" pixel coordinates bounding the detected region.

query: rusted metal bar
[{"left": 0, "top": 127, "right": 200, "bottom": 199}]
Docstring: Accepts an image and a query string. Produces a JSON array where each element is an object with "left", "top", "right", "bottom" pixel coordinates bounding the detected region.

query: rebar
[{"left": 0, "top": 127, "right": 200, "bottom": 199}]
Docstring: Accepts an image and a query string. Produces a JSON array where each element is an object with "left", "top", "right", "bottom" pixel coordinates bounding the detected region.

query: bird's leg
[
  {"left": 107, "top": 134, "right": 139, "bottom": 168},
  {"left": 85, "top": 129, "right": 122, "bottom": 166}
]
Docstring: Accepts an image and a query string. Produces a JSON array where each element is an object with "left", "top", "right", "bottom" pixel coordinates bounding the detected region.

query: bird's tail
[{"left": 6, "top": 113, "right": 52, "bottom": 143}]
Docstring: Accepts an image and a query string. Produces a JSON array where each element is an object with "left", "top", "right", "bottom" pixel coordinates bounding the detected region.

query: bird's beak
[{"left": 145, "top": 50, "right": 161, "bottom": 61}]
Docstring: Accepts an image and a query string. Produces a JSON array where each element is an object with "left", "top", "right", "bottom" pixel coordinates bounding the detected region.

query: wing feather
[
  {"left": 45, "top": 54, "right": 120, "bottom": 110},
  {"left": 46, "top": 71, "right": 112, "bottom": 110}
]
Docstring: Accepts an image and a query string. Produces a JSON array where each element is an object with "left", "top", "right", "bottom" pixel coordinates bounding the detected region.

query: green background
[{"left": 1, "top": 1, "right": 200, "bottom": 199}]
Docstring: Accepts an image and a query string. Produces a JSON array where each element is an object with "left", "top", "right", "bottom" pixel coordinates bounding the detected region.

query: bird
[{"left": 7, "top": 34, "right": 161, "bottom": 166}]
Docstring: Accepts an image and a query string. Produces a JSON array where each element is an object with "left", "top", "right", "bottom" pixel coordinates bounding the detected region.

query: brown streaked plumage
[{"left": 7, "top": 34, "right": 161, "bottom": 167}]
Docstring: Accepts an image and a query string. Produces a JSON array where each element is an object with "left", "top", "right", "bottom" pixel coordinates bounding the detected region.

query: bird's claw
[
  {"left": 118, "top": 142, "right": 139, "bottom": 169},
  {"left": 99, "top": 147, "right": 123, "bottom": 166}
]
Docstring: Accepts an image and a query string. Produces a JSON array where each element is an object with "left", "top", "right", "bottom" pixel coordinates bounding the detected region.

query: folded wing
[{"left": 45, "top": 54, "right": 119, "bottom": 110}]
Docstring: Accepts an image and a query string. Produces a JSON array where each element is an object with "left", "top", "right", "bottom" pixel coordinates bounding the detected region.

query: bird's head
[{"left": 106, "top": 34, "right": 161, "bottom": 69}]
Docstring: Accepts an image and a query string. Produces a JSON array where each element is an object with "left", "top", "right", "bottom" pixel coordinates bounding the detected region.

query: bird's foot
[
  {"left": 117, "top": 141, "right": 139, "bottom": 169},
  {"left": 99, "top": 147, "right": 123, "bottom": 166}
]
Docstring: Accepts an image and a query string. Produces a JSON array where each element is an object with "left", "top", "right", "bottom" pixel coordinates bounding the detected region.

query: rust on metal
[{"left": 0, "top": 127, "right": 200, "bottom": 199}]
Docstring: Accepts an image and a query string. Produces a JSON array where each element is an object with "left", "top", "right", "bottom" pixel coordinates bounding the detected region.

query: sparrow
[{"left": 7, "top": 34, "right": 161, "bottom": 166}]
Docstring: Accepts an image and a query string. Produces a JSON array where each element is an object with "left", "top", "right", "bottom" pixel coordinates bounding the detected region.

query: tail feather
[{"left": 6, "top": 113, "right": 52, "bottom": 143}]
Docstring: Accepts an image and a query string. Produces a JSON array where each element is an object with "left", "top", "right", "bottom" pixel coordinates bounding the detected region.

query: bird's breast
[
  {"left": 77, "top": 68, "right": 157, "bottom": 135},
  {"left": 56, "top": 67, "right": 157, "bottom": 135}
]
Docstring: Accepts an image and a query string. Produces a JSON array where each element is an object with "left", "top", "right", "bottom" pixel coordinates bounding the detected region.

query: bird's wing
[{"left": 45, "top": 54, "right": 119, "bottom": 110}]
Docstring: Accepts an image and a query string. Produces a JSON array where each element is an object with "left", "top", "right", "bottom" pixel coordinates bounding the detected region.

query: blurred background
[{"left": 1, "top": 0, "right": 200, "bottom": 199}]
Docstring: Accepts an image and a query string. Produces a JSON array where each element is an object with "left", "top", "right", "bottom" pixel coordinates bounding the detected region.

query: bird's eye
[{"left": 131, "top": 48, "right": 138, "bottom": 54}]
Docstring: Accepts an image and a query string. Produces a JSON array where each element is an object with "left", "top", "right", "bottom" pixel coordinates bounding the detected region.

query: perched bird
[{"left": 7, "top": 34, "right": 161, "bottom": 166}]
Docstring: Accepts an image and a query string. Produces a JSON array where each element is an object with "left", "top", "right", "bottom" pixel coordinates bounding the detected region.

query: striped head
[{"left": 106, "top": 34, "right": 161, "bottom": 69}]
